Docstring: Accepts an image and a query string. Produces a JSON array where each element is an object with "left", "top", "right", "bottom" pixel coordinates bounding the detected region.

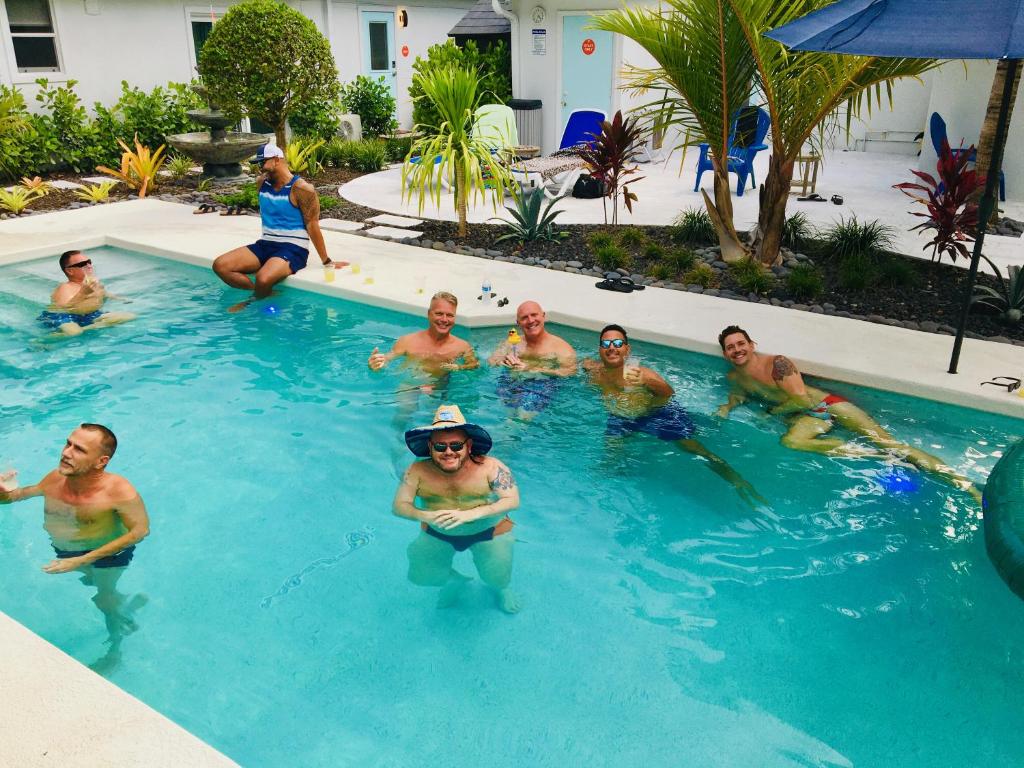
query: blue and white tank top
[{"left": 259, "top": 175, "right": 309, "bottom": 249}]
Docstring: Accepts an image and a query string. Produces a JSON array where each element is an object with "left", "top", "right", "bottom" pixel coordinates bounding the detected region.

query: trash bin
[{"left": 509, "top": 99, "right": 542, "bottom": 151}]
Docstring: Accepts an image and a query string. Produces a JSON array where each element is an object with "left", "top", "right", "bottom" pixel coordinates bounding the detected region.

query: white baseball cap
[{"left": 256, "top": 144, "right": 285, "bottom": 162}]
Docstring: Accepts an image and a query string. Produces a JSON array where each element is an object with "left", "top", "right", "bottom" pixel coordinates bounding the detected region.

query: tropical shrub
[
  {"left": 410, "top": 40, "right": 511, "bottom": 133},
  {"left": 29, "top": 79, "right": 104, "bottom": 173},
  {"left": 318, "top": 194, "right": 341, "bottom": 211},
  {"left": 643, "top": 243, "right": 666, "bottom": 261},
  {"left": 340, "top": 76, "right": 397, "bottom": 138},
  {"left": 385, "top": 134, "right": 415, "bottom": 163},
  {"left": 349, "top": 139, "right": 389, "bottom": 172},
  {"left": 782, "top": 211, "right": 814, "bottom": 250},
  {"left": 73, "top": 181, "right": 117, "bottom": 203},
  {"left": 92, "top": 80, "right": 203, "bottom": 164},
  {"left": 973, "top": 257, "right": 1024, "bottom": 323},
  {"left": 321, "top": 137, "right": 356, "bottom": 168},
  {"left": 587, "top": 231, "right": 614, "bottom": 251},
  {"left": 729, "top": 257, "right": 775, "bottom": 294},
  {"left": 285, "top": 137, "right": 325, "bottom": 176},
  {"left": 595, "top": 243, "right": 632, "bottom": 271},
  {"left": 289, "top": 96, "right": 342, "bottom": 140},
  {"left": 785, "top": 263, "right": 824, "bottom": 300},
  {"left": 96, "top": 136, "right": 167, "bottom": 198},
  {"left": 666, "top": 247, "right": 697, "bottom": 274},
  {"left": 618, "top": 228, "right": 647, "bottom": 248},
  {"left": 670, "top": 207, "right": 716, "bottom": 245},
  {"left": 578, "top": 111, "right": 646, "bottom": 225},
  {"left": 649, "top": 263, "right": 674, "bottom": 280},
  {"left": 894, "top": 138, "right": 984, "bottom": 264},
  {"left": 823, "top": 215, "right": 895, "bottom": 261},
  {"left": 491, "top": 189, "right": 569, "bottom": 245},
  {"left": 837, "top": 252, "right": 878, "bottom": 291},
  {"left": 20, "top": 176, "right": 50, "bottom": 195},
  {"left": 215, "top": 182, "right": 259, "bottom": 209},
  {"left": 0, "top": 186, "right": 43, "bottom": 214},
  {"left": 165, "top": 154, "right": 195, "bottom": 181},
  {"left": 682, "top": 263, "right": 717, "bottom": 288},
  {"left": 198, "top": 0, "right": 340, "bottom": 148},
  {"left": 404, "top": 64, "right": 517, "bottom": 237}
]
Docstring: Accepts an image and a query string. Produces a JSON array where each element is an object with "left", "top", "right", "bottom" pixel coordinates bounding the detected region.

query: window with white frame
[{"left": 5, "top": 0, "right": 61, "bottom": 72}]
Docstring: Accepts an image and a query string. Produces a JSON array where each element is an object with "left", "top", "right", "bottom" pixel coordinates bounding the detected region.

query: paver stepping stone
[
  {"left": 47, "top": 180, "right": 84, "bottom": 190},
  {"left": 364, "top": 226, "right": 423, "bottom": 240},
  {"left": 80, "top": 176, "right": 120, "bottom": 185},
  {"left": 319, "top": 218, "right": 366, "bottom": 232},
  {"left": 367, "top": 213, "right": 424, "bottom": 228}
]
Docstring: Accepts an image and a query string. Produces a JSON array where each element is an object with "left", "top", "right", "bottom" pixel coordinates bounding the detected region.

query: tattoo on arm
[
  {"left": 294, "top": 184, "right": 320, "bottom": 226},
  {"left": 489, "top": 466, "right": 516, "bottom": 491},
  {"left": 771, "top": 355, "right": 797, "bottom": 382}
]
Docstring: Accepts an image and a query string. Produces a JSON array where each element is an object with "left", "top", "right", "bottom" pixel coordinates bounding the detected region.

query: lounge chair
[
  {"left": 511, "top": 109, "right": 606, "bottom": 199},
  {"left": 693, "top": 106, "right": 770, "bottom": 197}
]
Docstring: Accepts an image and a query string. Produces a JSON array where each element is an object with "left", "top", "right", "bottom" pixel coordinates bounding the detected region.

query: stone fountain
[{"left": 167, "top": 96, "right": 268, "bottom": 180}]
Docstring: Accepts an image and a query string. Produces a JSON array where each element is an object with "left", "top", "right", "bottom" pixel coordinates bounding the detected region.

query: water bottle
[{"left": 481, "top": 276, "right": 492, "bottom": 305}]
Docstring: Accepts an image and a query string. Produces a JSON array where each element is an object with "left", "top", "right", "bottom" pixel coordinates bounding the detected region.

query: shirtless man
[
  {"left": 716, "top": 325, "right": 982, "bottom": 503},
  {"left": 40, "top": 250, "right": 135, "bottom": 336},
  {"left": 368, "top": 291, "right": 479, "bottom": 376},
  {"left": 393, "top": 405, "right": 521, "bottom": 613},
  {"left": 584, "top": 324, "right": 766, "bottom": 508},
  {"left": 0, "top": 424, "right": 150, "bottom": 663},
  {"left": 212, "top": 144, "right": 347, "bottom": 313},
  {"left": 488, "top": 300, "right": 577, "bottom": 417}
]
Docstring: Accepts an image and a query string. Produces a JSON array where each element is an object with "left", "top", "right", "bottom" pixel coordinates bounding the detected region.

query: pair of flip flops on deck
[
  {"left": 193, "top": 203, "right": 218, "bottom": 214},
  {"left": 595, "top": 276, "right": 646, "bottom": 293},
  {"left": 797, "top": 193, "right": 844, "bottom": 205}
]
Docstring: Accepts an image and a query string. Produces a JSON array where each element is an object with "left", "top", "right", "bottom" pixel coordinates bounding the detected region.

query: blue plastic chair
[
  {"left": 559, "top": 109, "right": 606, "bottom": 150},
  {"left": 693, "top": 107, "right": 770, "bottom": 197},
  {"left": 929, "top": 112, "right": 1005, "bottom": 201}
]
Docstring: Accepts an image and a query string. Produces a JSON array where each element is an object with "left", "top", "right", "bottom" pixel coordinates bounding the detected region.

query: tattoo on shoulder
[
  {"left": 771, "top": 355, "right": 797, "bottom": 382},
  {"left": 489, "top": 466, "right": 516, "bottom": 491}
]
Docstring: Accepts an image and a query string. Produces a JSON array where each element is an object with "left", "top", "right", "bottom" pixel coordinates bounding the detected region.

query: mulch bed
[{"left": 7, "top": 169, "right": 1023, "bottom": 345}]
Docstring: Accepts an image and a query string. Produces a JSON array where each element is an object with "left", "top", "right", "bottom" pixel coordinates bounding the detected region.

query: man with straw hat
[{"left": 393, "top": 404, "right": 521, "bottom": 613}]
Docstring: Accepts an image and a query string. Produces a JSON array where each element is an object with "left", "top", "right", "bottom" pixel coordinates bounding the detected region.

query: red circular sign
[
  {"left": 582, "top": 38, "right": 596, "bottom": 55},
  {"left": 401, "top": 45, "right": 410, "bottom": 57}
]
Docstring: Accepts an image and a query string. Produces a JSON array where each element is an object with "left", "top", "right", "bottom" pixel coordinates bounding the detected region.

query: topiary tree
[{"left": 198, "top": 0, "right": 340, "bottom": 148}]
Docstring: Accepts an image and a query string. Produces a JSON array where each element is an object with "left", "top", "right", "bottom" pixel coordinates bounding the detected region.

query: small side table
[{"left": 791, "top": 152, "right": 821, "bottom": 196}]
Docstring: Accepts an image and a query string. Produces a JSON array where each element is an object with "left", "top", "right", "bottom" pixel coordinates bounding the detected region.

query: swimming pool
[{"left": 1, "top": 246, "right": 1022, "bottom": 767}]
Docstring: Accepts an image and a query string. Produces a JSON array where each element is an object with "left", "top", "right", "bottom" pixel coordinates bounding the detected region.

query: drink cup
[
  {"left": 624, "top": 356, "right": 642, "bottom": 388},
  {"left": 350, "top": 263, "right": 361, "bottom": 275},
  {"left": 414, "top": 274, "right": 426, "bottom": 295},
  {"left": 323, "top": 265, "right": 335, "bottom": 283},
  {"left": 363, "top": 266, "right": 376, "bottom": 285}
]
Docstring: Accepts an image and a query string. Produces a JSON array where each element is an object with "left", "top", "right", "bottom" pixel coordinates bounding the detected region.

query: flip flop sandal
[
  {"left": 831, "top": 194, "right": 844, "bottom": 205},
  {"left": 797, "top": 193, "right": 827, "bottom": 202},
  {"left": 221, "top": 205, "right": 247, "bottom": 216},
  {"left": 595, "top": 277, "right": 644, "bottom": 293},
  {"left": 193, "top": 203, "right": 218, "bottom": 214}
]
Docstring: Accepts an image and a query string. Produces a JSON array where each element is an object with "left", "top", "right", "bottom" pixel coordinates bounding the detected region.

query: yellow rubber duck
[{"left": 507, "top": 329, "right": 522, "bottom": 346}]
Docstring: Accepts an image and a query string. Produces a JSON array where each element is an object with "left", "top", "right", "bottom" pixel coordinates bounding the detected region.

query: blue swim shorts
[
  {"left": 38, "top": 309, "right": 103, "bottom": 330},
  {"left": 497, "top": 370, "right": 560, "bottom": 412},
  {"left": 52, "top": 545, "right": 135, "bottom": 568},
  {"left": 246, "top": 239, "right": 309, "bottom": 274},
  {"left": 606, "top": 401, "right": 696, "bottom": 442}
]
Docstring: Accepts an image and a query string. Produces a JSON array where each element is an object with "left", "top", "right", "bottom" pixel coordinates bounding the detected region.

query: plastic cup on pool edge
[
  {"left": 350, "top": 263, "right": 361, "bottom": 275},
  {"left": 323, "top": 264, "right": 335, "bottom": 283},
  {"left": 363, "top": 266, "right": 375, "bottom": 285},
  {"left": 414, "top": 274, "right": 426, "bottom": 295}
]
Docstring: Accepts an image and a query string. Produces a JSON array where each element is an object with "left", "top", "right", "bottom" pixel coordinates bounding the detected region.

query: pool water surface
[{"left": 0, "top": 247, "right": 1022, "bottom": 767}]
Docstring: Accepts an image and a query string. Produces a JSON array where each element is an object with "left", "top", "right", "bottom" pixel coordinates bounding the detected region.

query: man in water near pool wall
[
  {"left": 489, "top": 300, "right": 576, "bottom": 418},
  {"left": 0, "top": 423, "right": 150, "bottom": 670},
  {"left": 392, "top": 405, "right": 521, "bottom": 614},
  {"left": 41, "top": 250, "right": 135, "bottom": 335},
  {"left": 368, "top": 291, "right": 479, "bottom": 377},
  {"left": 211, "top": 143, "right": 347, "bottom": 313},
  {"left": 584, "top": 324, "right": 767, "bottom": 509},
  {"left": 716, "top": 325, "right": 982, "bottom": 504}
]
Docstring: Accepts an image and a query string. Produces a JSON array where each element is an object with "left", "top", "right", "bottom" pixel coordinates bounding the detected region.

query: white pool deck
[{"left": 1, "top": 198, "right": 1022, "bottom": 765}]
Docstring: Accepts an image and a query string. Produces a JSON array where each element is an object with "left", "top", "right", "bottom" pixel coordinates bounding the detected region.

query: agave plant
[
  {"left": 490, "top": 189, "right": 569, "bottom": 245},
  {"left": 0, "top": 185, "right": 43, "bottom": 214},
  {"left": 405, "top": 64, "right": 516, "bottom": 237},
  {"left": 894, "top": 138, "right": 984, "bottom": 264},
  {"left": 73, "top": 181, "right": 117, "bottom": 204},
  {"left": 972, "top": 256, "right": 1024, "bottom": 324},
  {"left": 285, "top": 137, "right": 325, "bottom": 176},
  {"left": 96, "top": 135, "right": 167, "bottom": 198},
  {"left": 577, "top": 110, "right": 646, "bottom": 226}
]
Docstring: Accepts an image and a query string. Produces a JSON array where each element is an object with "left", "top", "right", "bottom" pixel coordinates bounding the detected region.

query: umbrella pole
[{"left": 948, "top": 57, "right": 1020, "bottom": 374}]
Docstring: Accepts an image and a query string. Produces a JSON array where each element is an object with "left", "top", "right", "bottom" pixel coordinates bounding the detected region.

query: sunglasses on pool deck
[
  {"left": 431, "top": 441, "right": 466, "bottom": 453},
  {"left": 66, "top": 259, "right": 92, "bottom": 270},
  {"left": 600, "top": 339, "right": 626, "bottom": 349}
]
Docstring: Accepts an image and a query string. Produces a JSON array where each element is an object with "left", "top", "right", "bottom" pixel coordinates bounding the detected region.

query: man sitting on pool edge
[
  {"left": 211, "top": 143, "right": 347, "bottom": 313},
  {"left": 41, "top": 250, "right": 135, "bottom": 335},
  {"left": 392, "top": 404, "right": 521, "bottom": 613},
  {"left": 584, "top": 324, "right": 767, "bottom": 509},
  {"left": 716, "top": 325, "right": 982, "bottom": 504}
]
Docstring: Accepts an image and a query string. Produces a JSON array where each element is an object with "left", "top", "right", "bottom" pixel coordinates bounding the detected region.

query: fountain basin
[{"left": 166, "top": 131, "right": 268, "bottom": 179}]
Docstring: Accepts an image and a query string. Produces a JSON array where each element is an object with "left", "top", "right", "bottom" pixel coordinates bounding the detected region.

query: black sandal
[
  {"left": 596, "top": 277, "right": 645, "bottom": 293},
  {"left": 220, "top": 205, "right": 246, "bottom": 216},
  {"left": 193, "top": 203, "right": 218, "bottom": 214},
  {"left": 831, "top": 194, "right": 844, "bottom": 205},
  {"left": 797, "top": 193, "right": 827, "bottom": 202}
]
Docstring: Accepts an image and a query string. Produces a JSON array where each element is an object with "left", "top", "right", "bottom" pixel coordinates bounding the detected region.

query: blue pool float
[{"left": 983, "top": 438, "right": 1024, "bottom": 601}]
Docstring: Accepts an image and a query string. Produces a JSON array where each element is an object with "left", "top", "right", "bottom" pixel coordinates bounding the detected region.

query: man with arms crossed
[
  {"left": 0, "top": 424, "right": 150, "bottom": 659},
  {"left": 393, "top": 405, "right": 521, "bottom": 613},
  {"left": 368, "top": 291, "right": 479, "bottom": 376},
  {"left": 585, "top": 324, "right": 766, "bottom": 508},
  {"left": 489, "top": 300, "right": 576, "bottom": 417},
  {"left": 41, "top": 250, "right": 135, "bottom": 336},
  {"left": 212, "top": 144, "right": 347, "bottom": 312},
  {"left": 716, "top": 325, "right": 981, "bottom": 503}
]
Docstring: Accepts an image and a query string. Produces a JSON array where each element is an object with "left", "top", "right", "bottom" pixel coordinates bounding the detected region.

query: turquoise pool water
[{"left": 1, "top": 246, "right": 1023, "bottom": 767}]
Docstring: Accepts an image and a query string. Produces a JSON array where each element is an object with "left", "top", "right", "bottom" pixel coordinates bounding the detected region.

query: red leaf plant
[
  {"left": 893, "top": 138, "right": 985, "bottom": 264},
  {"left": 577, "top": 110, "right": 647, "bottom": 226}
]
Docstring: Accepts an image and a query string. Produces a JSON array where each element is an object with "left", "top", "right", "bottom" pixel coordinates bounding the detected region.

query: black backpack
[{"left": 572, "top": 174, "right": 605, "bottom": 199}]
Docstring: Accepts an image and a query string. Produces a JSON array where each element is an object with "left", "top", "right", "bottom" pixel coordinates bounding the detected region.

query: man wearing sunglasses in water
[
  {"left": 40, "top": 250, "right": 135, "bottom": 336},
  {"left": 583, "top": 324, "right": 767, "bottom": 509},
  {"left": 393, "top": 405, "right": 521, "bottom": 614}
]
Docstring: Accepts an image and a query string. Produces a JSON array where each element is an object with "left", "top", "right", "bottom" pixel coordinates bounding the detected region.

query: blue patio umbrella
[{"left": 766, "top": 0, "right": 1024, "bottom": 374}]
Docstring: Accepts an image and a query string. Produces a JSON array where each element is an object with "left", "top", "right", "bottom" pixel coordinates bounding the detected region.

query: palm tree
[
  {"left": 594, "top": 0, "right": 938, "bottom": 265},
  {"left": 403, "top": 64, "right": 517, "bottom": 238},
  {"left": 975, "top": 59, "right": 1021, "bottom": 224}
]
